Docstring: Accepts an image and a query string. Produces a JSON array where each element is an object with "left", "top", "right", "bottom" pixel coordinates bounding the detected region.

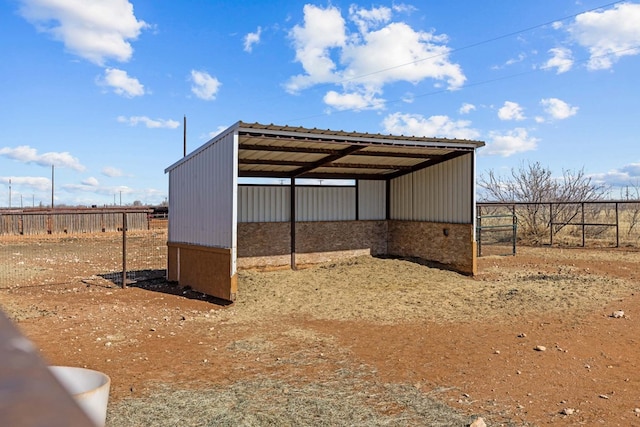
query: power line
[
  {"left": 285, "top": 44, "right": 640, "bottom": 123},
  {"left": 336, "top": 1, "right": 626, "bottom": 86},
  {"left": 231, "top": 1, "right": 629, "bottom": 124}
]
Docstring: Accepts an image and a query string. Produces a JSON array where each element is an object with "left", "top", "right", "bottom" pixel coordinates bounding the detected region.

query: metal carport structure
[{"left": 165, "top": 121, "right": 485, "bottom": 301}]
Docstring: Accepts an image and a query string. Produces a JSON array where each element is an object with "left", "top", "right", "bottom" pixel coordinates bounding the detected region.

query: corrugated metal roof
[{"left": 166, "top": 120, "right": 485, "bottom": 180}]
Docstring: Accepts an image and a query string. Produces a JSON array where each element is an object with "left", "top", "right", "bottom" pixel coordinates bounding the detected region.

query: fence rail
[
  {"left": 477, "top": 200, "right": 640, "bottom": 251},
  {"left": 0, "top": 208, "right": 152, "bottom": 235}
]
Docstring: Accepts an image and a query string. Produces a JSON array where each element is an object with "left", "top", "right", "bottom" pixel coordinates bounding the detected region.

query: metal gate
[{"left": 476, "top": 205, "right": 517, "bottom": 257}]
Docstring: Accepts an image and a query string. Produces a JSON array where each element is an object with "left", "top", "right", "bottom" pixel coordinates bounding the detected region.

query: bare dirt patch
[{"left": 2, "top": 240, "right": 640, "bottom": 426}]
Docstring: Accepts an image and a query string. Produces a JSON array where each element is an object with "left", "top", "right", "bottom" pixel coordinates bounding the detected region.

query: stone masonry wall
[
  {"left": 387, "top": 220, "right": 476, "bottom": 275},
  {"left": 237, "top": 220, "right": 476, "bottom": 274},
  {"left": 237, "top": 221, "right": 387, "bottom": 268}
]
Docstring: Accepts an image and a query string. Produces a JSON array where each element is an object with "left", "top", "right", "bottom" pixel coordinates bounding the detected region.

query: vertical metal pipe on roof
[
  {"left": 183, "top": 115, "right": 187, "bottom": 157},
  {"left": 290, "top": 178, "right": 296, "bottom": 270}
]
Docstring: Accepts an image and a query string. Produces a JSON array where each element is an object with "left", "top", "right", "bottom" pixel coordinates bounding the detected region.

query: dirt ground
[{"left": 2, "top": 242, "right": 640, "bottom": 426}]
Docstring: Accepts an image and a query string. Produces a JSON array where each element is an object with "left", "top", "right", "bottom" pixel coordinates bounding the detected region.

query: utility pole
[
  {"left": 183, "top": 115, "right": 187, "bottom": 157},
  {"left": 8, "top": 178, "right": 11, "bottom": 208},
  {"left": 51, "top": 165, "right": 54, "bottom": 209}
]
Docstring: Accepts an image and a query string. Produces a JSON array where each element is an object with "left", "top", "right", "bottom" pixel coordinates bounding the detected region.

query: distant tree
[
  {"left": 620, "top": 181, "right": 640, "bottom": 201},
  {"left": 620, "top": 181, "right": 640, "bottom": 236},
  {"left": 478, "top": 161, "right": 608, "bottom": 242},
  {"left": 132, "top": 200, "right": 143, "bottom": 206}
]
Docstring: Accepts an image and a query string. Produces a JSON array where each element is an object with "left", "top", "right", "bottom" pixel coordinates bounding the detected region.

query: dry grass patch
[
  {"left": 224, "top": 255, "right": 635, "bottom": 324},
  {"left": 107, "top": 376, "right": 484, "bottom": 427}
]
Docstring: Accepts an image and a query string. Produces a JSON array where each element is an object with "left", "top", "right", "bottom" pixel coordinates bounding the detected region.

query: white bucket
[{"left": 49, "top": 366, "right": 111, "bottom": 427}]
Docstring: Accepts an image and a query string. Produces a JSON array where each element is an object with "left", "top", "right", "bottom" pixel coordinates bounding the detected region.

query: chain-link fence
[{"left": 0, "top": 211, "right": 167, "bottom": 289}]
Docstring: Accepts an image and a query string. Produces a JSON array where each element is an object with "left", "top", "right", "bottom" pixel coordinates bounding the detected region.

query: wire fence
[
  {"left": 4, "top": 202, "right": 640, "bottom": 287},
  {"left": 0, "top": 212, "right": 167, "bottom": 290},
  {"left": 477, "top": 201, "right": 640, "bottom": 253}
]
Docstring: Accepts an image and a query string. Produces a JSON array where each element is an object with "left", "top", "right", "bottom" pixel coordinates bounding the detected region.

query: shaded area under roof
[{"left": 167, "top": 121, "right": 485, "bottom": 181}]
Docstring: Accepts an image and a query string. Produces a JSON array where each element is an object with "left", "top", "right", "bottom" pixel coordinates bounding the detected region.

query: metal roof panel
[{"left": 167, "top": 120, "right": 485, "bottom": 179}]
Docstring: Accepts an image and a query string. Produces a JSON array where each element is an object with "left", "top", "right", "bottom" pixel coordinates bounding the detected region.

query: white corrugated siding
[
  {"left": 238, "top": 186, "right": 290, "bottom": 222},
  {"left": 358, "top": 180, "right": 386, "bottom": 220},
  {"left": 390, "top": 173, "right": 413, "bottom": 220},
  {"left": 237, "top": 185, "right": 357, "bottom": 222},
  {"left": 296, "top": 186, "right": 356, "bottom": 221},
  {"left": 168, "top": 131, "right": 237, "bottom": 247},
  {"left": 390, "top": 154, "right": 472, "bottom": 223}
]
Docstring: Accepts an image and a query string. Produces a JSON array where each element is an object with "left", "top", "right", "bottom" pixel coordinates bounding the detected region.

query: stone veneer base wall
[
  {"left": 236, "top": 220, "right": 475, "bottom": 275},
  {"left": 168, "top": 220, "right": 476, "bottom": 300},
  {"left": 387, "top": 220, "right": 476, "bottom": 275}
]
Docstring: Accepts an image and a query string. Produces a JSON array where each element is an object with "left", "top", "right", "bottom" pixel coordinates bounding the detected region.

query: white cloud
[
  {"left": 401, "top": 92, "right": 415, "bottom": 103},
  {"left": 498, "top": 101, "right": 525, "bottom": 121},
  {"left": 63, "top": 182, "right": 133, "bottom": 196},
  {"left": 568, "top": 3, "right": 640, "bottom": 70},
  {"left": 620, "top": 163, "right": 640, "bottom": 177},
  {"left": 1, "top": 176, "right": 51, "bottom": 191},
  {"left": 323, "top": 89, "right": 385, "bottom": 111},
  {"left": 117, "top": 116, "right": 180, "bottom": 129},
  {"left": 244, "top": 27, "right": 262, "bottom": 52},
  {"left": 506, "top": 52, "right": 526, "bottom": 66},
  {"left": 392, "top": 3, "right": 417, "bottom": 14},
  {"left": 543, "top": 47, "right": 574, "bottom": 74},
  {"left": 491, "top": 52, "right": 527, "bottom": 70},
  {"left": 348, "top": 4, "right": 391, "bottom": 33},
  {"left": 286, "top": 4, "right": 465, "bottom": 110},
  {"left": 100, "top": 68, "right": 145, "bottom": 97},
  {"left": 0, "top": 145, "right": 85, "bottom": 171},
  {"left": 190, "top": 70, "right": 221, "bottom": 100},
  {"left": 18, "top": 0, "right": 148, "bottom": 66},
  {"left": 382, "top": 112, "right": 480, "bottom": 140},
  {"left": 82, "top": 177, "right": 99, "bottom": 186},
  {"left": 286, "top": 4, "right": 347, "bottom": 92},
  {"left": 483, "top": 128, "right": 539, "bottom": 157},
  {"left": 590, "top": 163, "right": 640, "bottom": 189},
  {"left": 208, "top": 126, "right": 230, "bottom": 139},
  {"left": 102, "top": 166, "right": 123, "bottom": 177},
  {"left": 459, "top": 103, "right": 476, "bottom": 114},
  {"left": 540, "top": 98, "right": 578, "bottom": 120},
  {"left": 340, "top": 22, "right": 465, "bottom": 88}
]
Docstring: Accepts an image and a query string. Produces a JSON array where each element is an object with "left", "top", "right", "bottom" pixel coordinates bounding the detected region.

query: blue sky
[{"left": 1, "top": 0, "right": 639, "bottom": 207}]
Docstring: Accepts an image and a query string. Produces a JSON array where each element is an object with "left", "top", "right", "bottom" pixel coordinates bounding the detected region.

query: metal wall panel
[
  {"left": 168, "top": 131, "right": 237, "bottom": 247},
  {"left": 296, "top": 186, "right": 356, "bottom": 221},
  {"left": 390, "top": 173, "right": 413, "bottom": 220},
  {"left": 237, "top": 185, "right": 357, "bottom": 222},
  {"left": 358, "top": 180, "right": 386, "bottom": 220},
  {"left": 238, "top": 186, "right": 290, "bottom": 222},
  {"left": 390, "top": 154, "right": 472, "bottom": 223}
]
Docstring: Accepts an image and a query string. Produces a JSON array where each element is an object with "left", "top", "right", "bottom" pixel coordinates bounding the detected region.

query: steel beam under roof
[{"left": 235, "top": 121, "right": 484, "bottom": 181}]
